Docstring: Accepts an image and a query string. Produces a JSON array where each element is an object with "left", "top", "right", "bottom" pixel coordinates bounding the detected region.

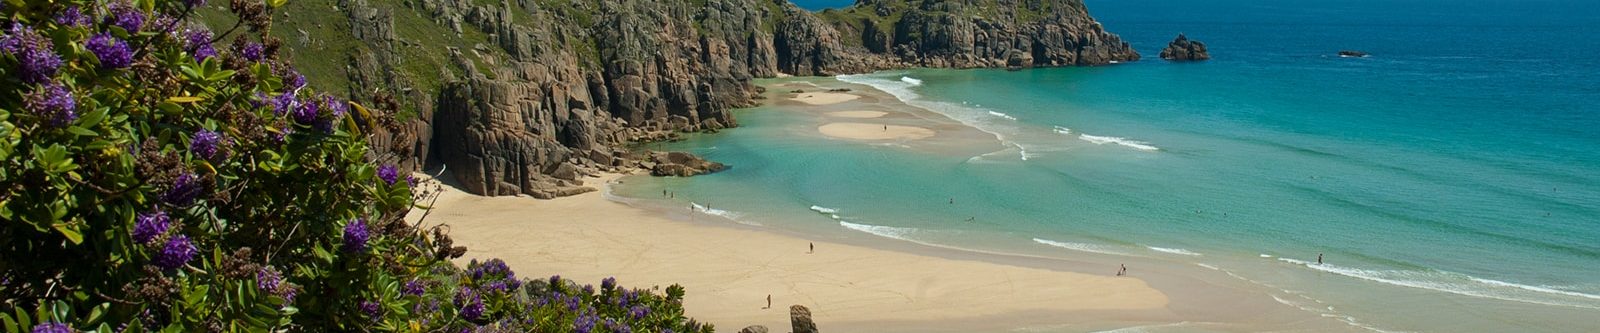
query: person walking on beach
[
  {"left": 1118, "top": 264, "right": 1127, "bottom": 276},
  {"left": 809, "top": 242, "right": 814, "bottom": 254},
  {"left": 1317, "top": 253, "right": 1323, "bottom": 265},
  {"left": 765, "top": 294, "right": 772, "bottom": 309}
]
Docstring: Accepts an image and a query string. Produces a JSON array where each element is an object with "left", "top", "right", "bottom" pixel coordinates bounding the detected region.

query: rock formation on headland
[
  {"left": 1159, "top": 33, "right": 1210, "bottom": 61},
  {"left": 234, "top": 0, "right": 1139, "bottom": 197}
]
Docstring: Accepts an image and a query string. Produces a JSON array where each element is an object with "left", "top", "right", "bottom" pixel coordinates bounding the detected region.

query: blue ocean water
[{"left": 622, "top": 0, "right": 1600, "bottom": 330}]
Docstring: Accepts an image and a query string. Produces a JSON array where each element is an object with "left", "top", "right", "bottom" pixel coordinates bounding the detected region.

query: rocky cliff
[{"left": 230, "top": 0, "right": 1140, "bottom": 197}]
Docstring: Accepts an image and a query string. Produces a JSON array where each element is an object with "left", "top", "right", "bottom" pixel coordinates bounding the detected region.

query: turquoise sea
[{"left": 618, "top": 0, "right": 1600, "bottom": 331}]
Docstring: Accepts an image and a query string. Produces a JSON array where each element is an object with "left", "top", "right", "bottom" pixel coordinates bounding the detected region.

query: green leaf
[
  {"left": 156, "top": 102, "right": 184, "bottom": 113},
  {"left": 166, "top": 96, "right": 206, "bottom": 104},
  {"left": 66, "top": 126, "right": 97, "bottom": 137},
  {"left": 207, "top": 70, "right": 237, "bottom": 82},
  {"left": 76, "top": 108, "right": 108, "bottom": 128},
  {"left": 52, "top": 223, "right": 83, "bottom": 245}
]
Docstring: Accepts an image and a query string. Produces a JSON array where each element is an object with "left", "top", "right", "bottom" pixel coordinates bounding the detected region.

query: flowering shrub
[{"left": 0, "top": 1, "right": 712, "bottom": 332}]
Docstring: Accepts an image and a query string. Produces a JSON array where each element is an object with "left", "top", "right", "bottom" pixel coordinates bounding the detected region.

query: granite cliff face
[{"left": 257, "top": 0, "right": 1141, "bottom": 197}]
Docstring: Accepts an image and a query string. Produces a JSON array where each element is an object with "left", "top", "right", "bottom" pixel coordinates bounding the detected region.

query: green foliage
[{"left": 0, "top": 1, "right": 713, "bottom": 332}]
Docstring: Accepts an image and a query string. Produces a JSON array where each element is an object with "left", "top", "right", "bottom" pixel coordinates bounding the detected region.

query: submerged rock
[
  {"left": 1159, "top": 34, "right": 1210, "bottom": 61},
  {"left": 1339, "top": 50, "right": 1370, "bottom": 58}
]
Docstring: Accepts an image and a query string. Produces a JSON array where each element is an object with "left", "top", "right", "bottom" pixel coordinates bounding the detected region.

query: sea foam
[
  {"left": 1146, "top": 246, "right": 1203, "bottom": 256},
  {"left": 690, "top": 202, "right": 756, "bottom": 226},
  {"left": 1052, "top": 126, "right": 1072, "bottom": 135},
  {"left": 1031, "top": 238, "right": 1134, "bottom": 256},
  {"left": 900, "top": 76, "right": 923, "bottom": 85},
  {"left": 808, "top": 205, "right": 839, "bottom": 214},
  {"left": 1277, "top": 257, "right": 1600, "bottom": 309},
  {"left": 1079, "top": 134, "right": 1160, "bottom": 151},
  {"left": 988, "top": 111, "right": 1018, "bottom": 120},
  {"left": 839, "top": 221, "right": 919, "bottom": 242}
]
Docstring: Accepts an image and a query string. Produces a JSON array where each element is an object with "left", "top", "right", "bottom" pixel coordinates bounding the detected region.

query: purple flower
[
  {"left": 184, "top": 27, "right": 215, "bottom": 62},
  {"left": 162, "top": 173, "right": 203, "bottom": 206},
  {"left": 321, "top": 95, "right": 348, "bottom": 118},
  {"left": 86, "top": 33, "right": 133, "bottom": 69},
  {"left": 292, "top": 98, "right": 318, "bottom": 126},
  {"left": 572, "top": 314, "right": 597, "bottom": 333},
  {"left": 403, "top": 280, "right": 425, "bottom": 296},
  {"left": 629, "top": 305, "right": 649, "bottom": 320},
  {"left": 107, "top": 2, "right": 145, "bottom": 32},
  {"left": 601, "top": 277, "right": 616, "bottom": 291},
  {"left": 377, "top": 164, "right": 399, "bottom": 185},
  {"left": 256, "top": 266, "right": 283, "bottom": 292},
  {"left": 359, "top": 300, "right": 381, "bottom": 321},
  {"left": 240, "top": 42, "right": 264, "bottom": 61},
  {"left": 549, "top": 275, "right": 562, "bottom": 289},
  {"left": 30, "top": 322, "right": 70, "bottom": 333},
  {"left": 55, "top": 6, "right": 89, "bottom": 27},
  {"left": 132, "top": 209, "right": 170, "bottom": 243},
  {"left": 155, "top": 235, "right": 197, "bottom": 270},
  {"left": 25, "top": 83, "right": 76, "bottom": 127},
  {"left": 268, "top": 92, "right": 296, "bottom": 115},
  {"left": 3, "top": 26, "right": 62, "bottom": 84},
  {"left": 282, "top": 68, "right": 305, "bottom": 91},
  {"left": 342, "top": 218, "right": 369, "bottom": 253},
  {"left": 459, "top": 293, "right": 484, "bottom": 321},
  {"left": 189, "top": 129, "right": 227, "bottom": 162},
  {"left": 582, "top": 284, "right": 594, "bottom": 296}
]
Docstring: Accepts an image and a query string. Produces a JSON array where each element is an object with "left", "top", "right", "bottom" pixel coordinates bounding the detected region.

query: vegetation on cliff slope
[{"left": 0, "top": 0, "right": 711, "bottom": 331}]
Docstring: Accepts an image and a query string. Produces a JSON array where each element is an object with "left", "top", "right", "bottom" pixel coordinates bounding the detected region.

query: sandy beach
[
  {"left": 817, "top": 122, "right": 936, "bottom": 141},
  {"left": 789, "top": 91, "right": 860, "bottom": 105},
  {"left": 825, "top": 110, "right": 888, "bottom": 118},
  {"left": 413, "top": 173, "right": 1173, "bottom": 331}
]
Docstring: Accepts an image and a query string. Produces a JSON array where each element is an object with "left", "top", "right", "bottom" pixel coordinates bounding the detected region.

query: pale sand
[
  {"left": 415, "top": 173, "right": 1169, "bottom": 331},
  {"left": 818, "top": 122, "right": 935, "bottom": 141},
  {"left": 824, "top": 110, "right": 888, "bottom": 119},
  {"left": 789, "top": 91, "right": 860, "bottom": 105}
]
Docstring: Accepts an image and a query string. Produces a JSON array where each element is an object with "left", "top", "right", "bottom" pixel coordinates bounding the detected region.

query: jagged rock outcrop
[
  {"left": 646, "top": 151, "right": 727, "bottom": 177},
  {"left": 288, "top": 0, "right": 1142, "bottom": 197},
  {"left": 1159, "top": 34, "right": 1210, "bottom": 61},
  {"left": 790, "top": 305, "right": 818, "bottom": 333},
  {"left": 737, "top": 325, "right": 769, "bottom": 333}
]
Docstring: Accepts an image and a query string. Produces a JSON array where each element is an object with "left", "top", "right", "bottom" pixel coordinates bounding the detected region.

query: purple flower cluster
[
  {"left": 132, "top": 209, "right": 171, "bottom": 243},
  {"left": 601, "top": 276, "right": 617, "bottom": 291},
  {"left": 86, "top": 33, "right": 133, "bottom": 69},
  {"left": 2, "top": 26, "right": 62, "bottom": 84},
  {"left": 25, "top": 83, "right": 76, "bottom": 127},
  {"left": 572, "top": 312, "right": 598, "bottom": 333},
  {"left": 256, "top": 266, "right": 283, "bottom": 292},
  {"left": 455, "top": 287, "right": 484, "bottom": 321},
  {"left": 54, "top": 6, "right": 89, "bottom": 27},
  {"left": 162, "top": 173, "right": 203, "bottom": 206},
  {"left": 604, "top": 318, "right": 632, "bottom": 333},
  {"left": 342, "top": 218, "right": 369, "bottom": 253},
  {"left": 377, "top": 164, "right": 399, "bottom": 185},
  {"left": 322, "top": 94, "right": 348, "bottom": 118},
  {"left": 359, "top": 300, "right": 382, "bottom": 321},
  {"left": 30, "top": 322, "right": 70, "bottom": 333},
  {"left": 155, "top": 235, "right": 197, "bottom": 270},
  {"left": 106, "top": 2, "right": 145, "bottom": 32},
  {"left": 240, "top": 42, "right": 264, "bottom": 61},
  {"left": 629, "top": 305, "right": 650, "bottom": 320},
  {"left": 189, "top": 129, "right": 228, "bottom": 162},
  {"left": 282, "top": 68, "right": 306, "bottom": 91},
  {"left": 403, "top": 279, "right": 426, "bottom": 296},
  {"left": 183, "top": 27, "right": 216, "bottom": 62},
  {"left": 266, "top": 92, "right": 295, "bottom": 116}
]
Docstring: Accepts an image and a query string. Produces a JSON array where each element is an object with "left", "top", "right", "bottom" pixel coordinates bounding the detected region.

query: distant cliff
[{"left": 222, "top": 0, "right": 1138, "bottom": 197}]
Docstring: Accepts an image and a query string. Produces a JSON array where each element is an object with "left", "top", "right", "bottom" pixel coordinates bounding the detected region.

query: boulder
[
  {"left": 1159, "top": 33, "right": 1211, "bottom": 61},
  {"left": 790, "top": 305, "right": 817, "bottom": 333},
  {"left": 648, "top": 151, "right": 726, "bottom": 177},
  {"left": 737, "top": 325, "right": 769, "bottom": 333}
]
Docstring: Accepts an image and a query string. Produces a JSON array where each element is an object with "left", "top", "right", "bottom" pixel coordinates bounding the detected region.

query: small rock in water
[{"left": 1338, "top": 50, "right": 1370, "bottom": 58}]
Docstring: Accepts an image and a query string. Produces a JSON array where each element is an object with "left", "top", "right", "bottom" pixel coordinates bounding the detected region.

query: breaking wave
[
  {"left": 1031, "top": 238, "right": 1136, "bottom": 256},
  {"left": 988, "top": 111, "right": 1017, "bottom": 120},
  {"left": 839, "top": 221, "right": 920, "bottom": 242},
  {"left": 900, "top": 76, "right": 923, "bottom": 85},
  {"left": 1278, "top": 257, "right": 1600, "bottom": 309},
  {"left": 808, "top": 205, "right": 839, "bottom": 214},
  {"left": 1079, "top": 134, "right": 1160, "bottom": 151},
  {"left": 1146, "top": 246, "right": 1202, "bottom": 256}
]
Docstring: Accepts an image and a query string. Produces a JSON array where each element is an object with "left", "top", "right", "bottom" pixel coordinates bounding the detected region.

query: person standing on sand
[
  {"left": 1118, "top": 264, "right": 1127, "bottom": 276},
  {"left": 1318, "top": 253, "right": 1323, "bottom": 264},
  {"left": 765, "top": 294, "right": 772, "bottom": 309},
  {"left": 809, "top": 242, "right": 814, "bottom": 254}
]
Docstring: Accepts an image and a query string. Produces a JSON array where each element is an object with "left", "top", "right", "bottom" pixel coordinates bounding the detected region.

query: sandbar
[{"left": 818, "top": 122, "right": 935, "bottom": 141}]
